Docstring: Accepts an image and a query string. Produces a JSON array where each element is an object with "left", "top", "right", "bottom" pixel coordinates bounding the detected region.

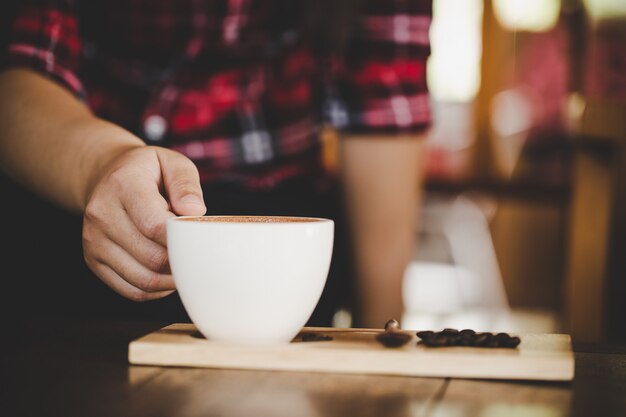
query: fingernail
[{"left": 181, "top": 194, "right": 204, "bottom": 206}]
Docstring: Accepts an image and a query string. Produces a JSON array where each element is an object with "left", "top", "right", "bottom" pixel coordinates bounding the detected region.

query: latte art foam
[{"left": 178, "top": 216, "right": 323, "bottom": 223}]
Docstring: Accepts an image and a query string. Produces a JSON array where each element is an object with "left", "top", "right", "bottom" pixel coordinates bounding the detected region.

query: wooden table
[{"left": 1, "top": 318, "right": 625, "bottom": 417}]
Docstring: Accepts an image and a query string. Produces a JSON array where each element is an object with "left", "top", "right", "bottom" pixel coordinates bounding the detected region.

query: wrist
[{"left": 67, "top": 117, "right": 146, "bottom": 211}]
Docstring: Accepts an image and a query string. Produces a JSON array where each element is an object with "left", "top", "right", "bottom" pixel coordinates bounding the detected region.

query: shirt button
[{"left": 144, "top": 115, "right": 167, "bottom": 141}]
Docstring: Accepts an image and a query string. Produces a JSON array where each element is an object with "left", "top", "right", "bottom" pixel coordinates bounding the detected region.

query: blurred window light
[
  {"left": 427, "top": 0, "right": 483, "bottom": 102},
  {"left": 489, "top": 88, "right": 536, "bottom": 177},
  {"left": 493, "top": 0, "right": 561, "bottom": 32},
  {"left": 583, "top": 0, "right": 626, "bottom": 20},
  {"left": 490, "top": 88, "right": 535, "bottom": 137}
]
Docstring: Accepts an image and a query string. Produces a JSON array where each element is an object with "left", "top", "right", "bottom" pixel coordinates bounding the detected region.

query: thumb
[{"left": 157, "top": 149, "right": 207, "bottom": 216}]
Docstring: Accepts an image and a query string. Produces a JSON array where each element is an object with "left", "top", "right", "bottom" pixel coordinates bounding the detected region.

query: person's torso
[{"left": 77, "top": 0, "right": 328, "bottom": 188}]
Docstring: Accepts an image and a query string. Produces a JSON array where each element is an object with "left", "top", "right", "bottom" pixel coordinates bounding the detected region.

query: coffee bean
[
  {"left": 415, "top": 328, "right": 520, "bottom": 349},
  {"left": 457, "top": 337, "right": 472, "bottom": 346},
  {"left": 416, "top": 330, "right": 435, "bottom": 340},
  {"left": 473, "top": 332, "right": 492, "bottom": 347},
  {"left": 384, "top": 319, "right": 400, "bottom": 332},
  {"left": 506, "top": 336, "right": 521, "bottom": 348},
  {"left": 460, "top": 329, "right": 476, "bottom": 338},
  {"left": 459, "top": 329, "right": 476, "bottom": 346},
  {"left": 486, "top": 335, "right": 500, "bottom": 348},
  {"left": 424, "top": 334, "right": 449, "bottom": 347},
  {"left": 376, "top": 332, "right": 411, "bottom": 348},
  {"left": 495, "top": 332, "right": 511, "bottom": 346}
]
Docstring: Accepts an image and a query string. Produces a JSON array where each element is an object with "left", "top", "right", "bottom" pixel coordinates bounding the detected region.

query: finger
[
  {"left": 92, "top": 201, "right": 172, "bottom": 274},
  {"left": 117, "top": 169, "right": 174, "bottom": 247},
  {"left": 156, "top": 149, "right": 206, "bottom": 216},
  {"left": 89, "top": 237, "right": 176, "bottom": 293},
  {"left": 87, "top": 260, "right": 175, "bottom": 302},
  {"left": 85, "top": 179, "right": 173, "bottom": 258}
]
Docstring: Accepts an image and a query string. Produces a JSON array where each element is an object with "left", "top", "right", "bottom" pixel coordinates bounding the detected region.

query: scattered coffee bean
[
  {"left": 416, "top": 328, "right": 521, "bottom": 349},
  {"left": 495, "top": 332, "right": 511, "bottom": 345},
  {"left": 376, "top": 319, "right": 412, "bottom": 348},
  {"left": 384, "top": 319, "right": 401, "bottom": 332},
  {"left": 459, "top": 329, "right": 476, "bottom": 346},
  {"left": 301, "top": 333, "right": 333, "bottom": 342},
  {"left": 486, "top": 335, "right": 500, "bottom": 348},
  {"left": 376, "top": 331, "right": 412, "bottom": 348},
  {"left": 505, "top": 336, "right": 521, "bottom": 348},
  {"left": 416, "top": 330, "right": 434, "bottom": 340},
  {"left": 430, "top": 332, "right": 452, "bottom": 347},
  {"left": 459, "top": 329, "right": 476, "bottom": 338},
  {"left": 472, "top": 332, "right": 490, "bottom": 347}
]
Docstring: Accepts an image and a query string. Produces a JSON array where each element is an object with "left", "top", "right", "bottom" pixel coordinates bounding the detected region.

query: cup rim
[{"left": 168, "top": 215, "right": 334, "bottom": 225}]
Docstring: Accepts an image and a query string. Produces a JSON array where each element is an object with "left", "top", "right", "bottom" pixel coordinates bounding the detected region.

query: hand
[{"left": 82, "top": 146, "right": 206, "bottom": 301}]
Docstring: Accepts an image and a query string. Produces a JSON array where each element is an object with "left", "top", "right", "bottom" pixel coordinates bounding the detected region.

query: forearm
[
  {"left": 0, "top": 68, "right": 145, "bottom": 212},
  {"left": 340, "top": 135, "right": 425, "bottom": 328}
]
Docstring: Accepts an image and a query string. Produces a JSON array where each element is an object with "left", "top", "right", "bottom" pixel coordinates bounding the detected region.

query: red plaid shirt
[{"left": 2, "top": 0, "right": 432, "bottom": 190}]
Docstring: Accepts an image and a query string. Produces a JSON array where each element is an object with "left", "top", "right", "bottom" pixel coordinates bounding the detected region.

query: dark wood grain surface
[{"left": 1, "top": 317, "right": 625, "bottom": 417}]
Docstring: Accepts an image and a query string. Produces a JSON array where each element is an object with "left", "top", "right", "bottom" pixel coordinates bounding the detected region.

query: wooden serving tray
[{"left": 128, "top": 324, "right": 575, "bottom": 381}]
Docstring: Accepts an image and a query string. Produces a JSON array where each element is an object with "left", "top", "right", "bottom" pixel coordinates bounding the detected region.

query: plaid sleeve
[
  {"left": 1, "top": 0, "right": 85, "bottom": 99},
  {"left": 329, "top": 0, "right": 432, "bottom": 135}
]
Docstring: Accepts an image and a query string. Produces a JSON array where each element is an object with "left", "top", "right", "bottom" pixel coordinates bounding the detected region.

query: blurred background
[
  {"left": 323, "top": 0, "right": 626, "bottom": 343},
  {"left": 2, "top": 0, "right": 626, "bottom": 343}
]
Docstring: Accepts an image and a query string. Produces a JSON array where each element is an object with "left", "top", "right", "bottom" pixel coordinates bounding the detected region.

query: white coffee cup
[{"left": 166, "top": 215, "right": 334, "bottom": 345}]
